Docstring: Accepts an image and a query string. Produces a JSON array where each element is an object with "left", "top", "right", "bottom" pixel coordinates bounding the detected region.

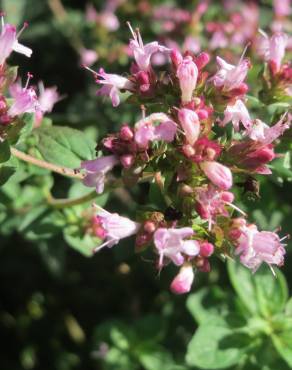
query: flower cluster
[
  {"left": 0, "top": 16, "right": 60, "bottom": 131},
  {"left": 81, "top": 23, "right": 291, "bottom": 294}
]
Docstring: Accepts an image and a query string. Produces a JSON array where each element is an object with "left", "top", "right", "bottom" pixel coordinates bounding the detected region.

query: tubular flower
[
  {"left": 170, "top": 263, "right": 194, "bottom": 294},
  {"left": 213, "top": 56, "right": 250, "bottom": 91},
  {"left": 200, "top": 161, "right": 233, "bottom": 190},
  {"left": 95, "top": 68, "right": 134, "bottom": 107},
  {"left": 81, "top": 155, "right": 119, "bottom": 194},
  {"left": 0, "top": 20, "right": 32, "bottom": 66},
  {"left": 178, "top": 108, "right": 200, "bottom": 145},
  {"left": 128, "top": 22, "right": 170, "bottom": 71},
  {"left": 176, "top": 56, "right": 198, "bottom": 103},
  {"left": 8, "top": 77, "right": 39, "bottom": 117},
  {"left": 235, "top": 223, "right": 286, "bottom": 272},
  {"left": 257, "top": 32, "right": 288, "bottom": 73},
  {"left": 246, "top": 117, "right": 290, "bottom": 144},
  {"left": 93, "top": 206, "right": 140, "bottom": 252},
  {"left": 153, "top": 227, "right": 199, "bottom": 267},
  {"left": 221, "top": 99, "right": 251, "bottom": 131}
]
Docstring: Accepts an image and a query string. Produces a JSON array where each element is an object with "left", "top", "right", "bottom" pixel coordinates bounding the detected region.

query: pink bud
[
  {"left": 199, "top": 259, "right": 211, "bottom": 273},
  {"left": 170, "top": 263, "right": 194, "bottom": 294},
  {"left": 120, "top": 154, "right": 134, "bottom": 169},
  {"left": 178, "top": 108, "right": 200, "bottom": 145},
  {"left": 177, "top": 56, "right": 198, "bottom": 103},
  {"left": 200, "top": 161, "right": 233, "bottom": 190},
  {"left": 200, "top": 242, "right": 214, "bottom": 257},
  {"left": 197, "top": 109, "right": 209, "bottom": 120},
  {"left": 120, "top": 125, "right": 134, "bottom": 141},
  {"left": 144, "top": 221, "right": 156, "bottom": 233},
  {"left": 170, "top": 49, "right": 183, "bottom": 68},
  {"left": 221, "top": 191, "right": 234, "bottom": 203},
  {"left": 194, "top": 52, "right": 210, "bottom": 70}
]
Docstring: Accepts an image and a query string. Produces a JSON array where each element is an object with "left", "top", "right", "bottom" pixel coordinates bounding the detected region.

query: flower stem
[
  {"left": 11, "top": 147, "right": 85, "bottom": 180},
  {"left": 47, "top": 190, "right": 97, "bottom": 209}
]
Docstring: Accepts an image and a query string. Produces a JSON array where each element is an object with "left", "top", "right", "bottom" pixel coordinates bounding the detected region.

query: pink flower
[
  {"left": 94, "top": 206, "right": 140, "bottom": 252},
  {"left": 170, "top": 263, "right": 194, "bottom": 294},
  {"left": 273, "top": 0, "right": 290, "bottom": 17},
  {"left": 177, "top": 56, "right": 198, "bottom": 103},
  {"left": 213, "top": 56, "right": 249, "bottom": 91},
  {"left": 128, "top": 22, "right": 170, "bottom": 71},
  {"left": 195, "top": 184, "right": 235, "bottom": 229},
  {"left": 257, "top": 33, "right": 288, "bottom": 73},
  {"left": 153, "top": 227, "right": 199, "bottom": 267},
  {"left": 0, "top": 21, "right": 32, "bottom": 66},
  {"left": 134, "top": 114, "right": 177, "bottom": 148},
  {"left": 236, "top": 224, "right": 286, "bottom": 272},
  {"left": 95, "top": 68, "right": 134, "bottom": 107},
  {"left": 99, "top": 11, "right": 120, "bottom": 31},
  {"left": 200, "top": 161, "right": 233, "bottom": 190},
  {"left": 80, "top": 48, "right": 98, "bottom": 67},
  {"left": 8, "top": 78, "right": 39, "bottom": 117},
  {"left": 246, "top": 117, "right": 290, "bottom": 144},
  {"left": 81, "top": 155, "right": 119, "bottom": 193},
  {"left": 221, "top": 100, "right": 251, "bottom": 131},
  {"left": 38, "top": 82, "right": 60, "bottom": 113},
  {"left": 178, "top": 108, "right": 200, "bottom": 145}
]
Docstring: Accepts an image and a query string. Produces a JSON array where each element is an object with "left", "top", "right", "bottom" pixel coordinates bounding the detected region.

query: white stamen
[
  {"left": 239, "top": 42, "right": 250, "bottom": 64},
  {"left": 225, "top": 202, "right": 247, "bottom": 216},
  {"left": 126, "top": 21, "right": 136, "bottom": 40},
  {"left": 258, "top": 28, "right": 268, "bottom": 38}
]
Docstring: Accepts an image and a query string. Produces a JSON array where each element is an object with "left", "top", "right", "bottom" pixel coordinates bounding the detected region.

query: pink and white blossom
[
  {"left": 80, "top": 48, "right": 98, "bottom": 67},
  {"left": 177, "top": 56, "right": 198, "bottom": 103},
  {"left": 94, "top": 206, "right": 140, "bottom": 251},
  {"left": 221, "top": 99, "right": 251, "bottom": 131},
  {"left": 153, "top": 227, "right": 199, "bottom": 267},
  {"left": 213, "top": 56, "right": 249, "bottom": 91},
  {"left": 246, "top": 117, "right": 290, "bottom": 144},
  {"left": 81, "top": 155, "right": 119, "bottom": 194},
  {"left": 128, "top": 22, "right": 170, "bottom": 71},
  {"left": 273, "top": 0, "right": 290, "bottom": 17},
  {"left": 8, "top": 77, "right": 39, "bottom": 117},
  {"left": 236, "top": 224, "right": 286, "bottom": 272},
  {"left": 0, "top": 20, "right": 32, "bottom": 66},
  {"left": 170, "top": 263, "right": 194, "bottom": 294},
  {"left": 257, "top": 32, "right": 288, "bottom": 73},
  {"left": 38, "top": 82, "right": 60, "bottom": 113},
  {"left": 200, "top": 161, "right": 233, "bottom": 190},
  {"left": 94, "top": 68, "right": 134, "bottom": 107},
  {"left": 178, "top": 108, "right": 200, "bottom": 145}
]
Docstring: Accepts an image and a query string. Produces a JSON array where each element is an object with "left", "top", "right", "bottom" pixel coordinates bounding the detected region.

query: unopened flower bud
[
  {"left": 180, "top": 184, "right": 194, "bottom": 195},
  {"left": 144, "top": 221, "right": 156, "bottom": 233},
  {"left": 195, "top": 52, "right": 210, "bottom": 70},
  {"left": 178, "top": 108, "right": 200, "bottom": 145},
  {"left": 120, "top": 154, "right": 135, "bottom": 169},
  {"left": 197, "top": 109, "right": 209, "bottom": 120},
  {"left": 221, "top": 191, "right": 234, "bottom": 203},
  {"left": 170, "top": 49, "right": 183, "bottom": 68},
  {"left": 177, "top": 56, "right": 198, "bottom": 103},
  {"left": 199, "top": 259, "right": 211, "bottom": 273},
  {"left": 120, "top": 125, "right": 134, "bottom": 141},
  {"left": 170, "top": 263, "right": 194, "bottom": 294},
  {"left": 200, "top": 242, "right": 214, "bottom": 257},
  {"left": 200, "top": 161, "right": 233, "bottom": 190}
]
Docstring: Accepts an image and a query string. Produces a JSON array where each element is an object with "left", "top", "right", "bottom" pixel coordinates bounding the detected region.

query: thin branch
[
  {"left": 47, "top": 190, "right": 97, "bottom": 209},
  {"left": 11, "top": 147, "right": 84, "bottom": 180}
]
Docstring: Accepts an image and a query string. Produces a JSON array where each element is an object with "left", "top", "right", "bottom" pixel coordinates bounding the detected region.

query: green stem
[{"left": 47, "top": 190, "right": 98, "bottom": 209}]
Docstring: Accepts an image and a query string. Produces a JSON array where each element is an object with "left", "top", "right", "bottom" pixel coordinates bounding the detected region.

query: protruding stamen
[
  {"left": 269, "top": 265, "right": 276, "bottom": 277},
  {"left": 24, "top": 72, "right": 33, "bottom": 90},
  {"left": 239, "top": 42, "right": 251, "bottom": 64},
  {"left": 93, "top": 239, "right": 112, "bottom": 253},
  {"left": 126, "top": 21, "right": 136, "bottom": 40},
  {"left": 258, "top": 28, "right": 268, "bottom": 38},
  {"left": 17, "top": 21, "right": 29, "bottom": 38},
  {"left": 82, "top": 64, "right": 98, "bottom": 78},
  {"left": 225, "top": 202, "right": 247, "bottom": 217},
  {"left": 0, "top": 12, "right": 5, "bottom": 31}
]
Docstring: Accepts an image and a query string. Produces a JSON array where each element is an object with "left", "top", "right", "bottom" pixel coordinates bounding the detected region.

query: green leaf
[
  {"left": 6, "top": 113, "right": 35, "bottom": 144},
  {"left": 271, "top": 319, "right": 292, "bottom": 367},
  {"left": 254, "top": 266, "right": 288, "bottom": 318},
  {"left": 33, "top": 126, "right": 96, "bottom": 168},
  {"left": 187, "top": 286, "right": 235, "bottom": 325},
  {"left": 0, "top": 140, "right": 11, "bottom": 163},
  {"left": 63, "top": 225, "right": 100, "bottom": 257},
  {"left": 0, "top": 166, "right": 16, "bottom": 186},
  {"left": 227, "top": 260, "right": 259, "bottom": 315},
  {"left": 285, "top": 298, "right": 292, "bottom": 316},
  {"left": 186, "top": 321, "right": 250, "bottom": 369},
  {"left": 228, "top": 261, "right": 288, "bottom": 318},
  {"left": 2, "top": 0, "right": 25, "bottom": 26}
]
